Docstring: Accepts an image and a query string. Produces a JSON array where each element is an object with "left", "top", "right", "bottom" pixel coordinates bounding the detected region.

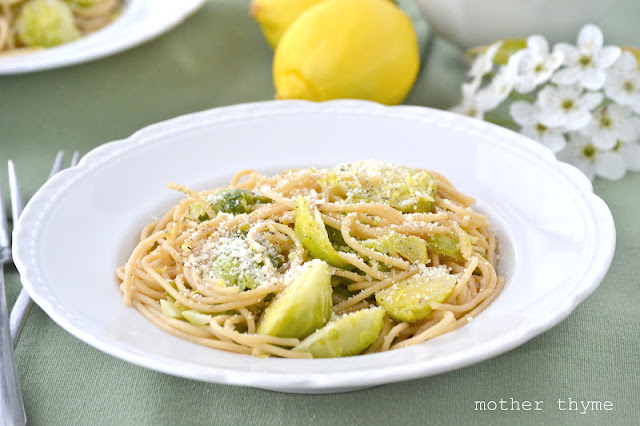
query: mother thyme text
[{"left": 474, "top": 398, "right": 613, "bottom": 414}]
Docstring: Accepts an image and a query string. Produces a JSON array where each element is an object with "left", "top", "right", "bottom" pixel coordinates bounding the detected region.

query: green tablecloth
[{"left": 1, "top": 1, "right": 639, "bottom": 424}]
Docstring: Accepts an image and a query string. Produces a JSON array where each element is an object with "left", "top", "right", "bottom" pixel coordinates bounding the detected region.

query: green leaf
[{"left": 465, "top": 38, "right": 528, "bottom": 65}]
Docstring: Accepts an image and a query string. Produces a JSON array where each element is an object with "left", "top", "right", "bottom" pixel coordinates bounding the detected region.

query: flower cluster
[{"left": 452, "top": 24, "right": 640, "bottom": 181}]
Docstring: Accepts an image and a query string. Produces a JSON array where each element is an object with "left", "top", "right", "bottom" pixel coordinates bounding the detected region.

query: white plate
[
  {"left": 0, "top": 0, "right": 205, "bottom": 75},
  {"left": 13, "top": 100, "right": 615, "bottom": 393}
]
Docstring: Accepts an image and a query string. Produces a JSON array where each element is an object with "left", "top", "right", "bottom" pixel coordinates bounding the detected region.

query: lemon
[
  {"left": 273, "top": 0, "right": 420, "bottom": 105},
  {"left": 250, "top": 0, "right": 327, "bottom": 49}
]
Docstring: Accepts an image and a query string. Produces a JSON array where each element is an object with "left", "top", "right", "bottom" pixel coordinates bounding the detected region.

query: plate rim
[
  {"left": 0, "top": 0, "right": 206, "bottom": 75},
  {"left": 13, "top": 100, "right": 616, "bottom": 392}
]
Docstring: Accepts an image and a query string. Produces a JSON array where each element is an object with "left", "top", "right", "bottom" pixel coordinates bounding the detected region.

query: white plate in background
[
  {"left": 13, "top": 100, "right": 615, "bottom": 393},
  {"left": 0, "top": 0, "right": 205, "bottom": 74}
]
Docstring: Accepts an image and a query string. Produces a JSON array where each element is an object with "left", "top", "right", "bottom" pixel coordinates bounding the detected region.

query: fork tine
[
  {"left": 70, "top": 151, "right": 80, "bottom": 167},
  {"left": 7, "top": 161, "right": 24, "bottom": 227},
  {"left": 9, "top": 151, "right": 64, "bottom": 229},
  {"left": 0, "top": 181, "right": 9, "bottom": 249},
  {"left": 49, "top": 150, "right": 65, "bottom": 179}
]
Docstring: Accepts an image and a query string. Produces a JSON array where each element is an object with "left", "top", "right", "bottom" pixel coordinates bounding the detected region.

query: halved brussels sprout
[
  {"left": 257, "top": 259, "right": 332, "bottom": 339},
  {"left": 319, "top": 161, "right": 437, "bottom": 213},
  {"left": 181, "top": 310, "right": 213, "bottom": 326},
  {"left": 187, "top": 189, "right": 272, "bottom": 220},
  {"left": 160, "top": 299, "right": 183, "bottom": 319},
  {"left": 208, "top": 189, "right": 272, "bottom": 215},
  {"left": 16, "top": 0, "right": 81, "bottom": 47},
  {"left": 209, "top": 254, "right": 259, "bottom": 291},
  {"left": 363, "top": 233, "right": 428, "bottom": 264},
  {"left": 65, "top": 0, "right": 97, "bottom": 6},
  {"left": 375, "top": 266, "right": 457, "bottom": 323},
  {"left": 293, "top": 307, "right": 385, "bottom": 358},
  {"left": 187, "top": 201, "right": 210, "bottom": 221},
  {"left": 294, "top": 196, "right": 353, "bottom": 269},
  {"left": 427, "top": 233, "right": 462, "bottom": 260}
]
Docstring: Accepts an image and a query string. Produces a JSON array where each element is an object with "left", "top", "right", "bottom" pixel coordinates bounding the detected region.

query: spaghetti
[
  {"left": 116, "top": 161, "right": 504, "bottom": 358},
  {"left": 0, "top": 0, "right": 121, "bottom": 54}
]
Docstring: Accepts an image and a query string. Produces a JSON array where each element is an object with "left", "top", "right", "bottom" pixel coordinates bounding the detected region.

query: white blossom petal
[
  {"left": 580, "top": 104, "right": 638, "bottom": 150},
  {"left": 619, "top": 143, "right": 640, "bottom": 171},
  {"left": 474, "top": 62, "right": 517, "bottom": 111},
  {"left": 594, "top": 151, "right": 626, "bottom": 180},
  {"left": 528, "top": 35, "right": 549, "bottom": 56},
  {"left": 462, "top": 76, "right": 482, "bottom": 97},
  {"left": 572, "top": 158, "right": 597, "bottom": 180},
  {"left": 555, "top": 43, "right": 579, "bottom": 66},
  {"left": 591, "top": 130, "right": 618, "bottom": 150},
  {"left": 548, "top": 48, "right": 565, "bottom": 70},
  {"left": 450, "top": 94, "right": 484, "bottom": 119},
  {"left": 541, "top": 132, "right": 567, "bottom": 152},
  {"left": 510, "top": 101, "right": 537, "bottom": 126},
  {"left": 520, "top": 126, "right": 541, "bottom": 141},
  {"left": 552, "top": 67, "right": 581, "bottom": 85},
  {"left": 582, "top": 91, "right": 604, "bottom": 109},
  {"left": 615, "top": 111, "right": 640, "bottom": 143},
  {"left": 595, "top": 46, "right": 622, "bottom": 68},
  {"left": 469, "top": 41, "right": 503, "bottom": 79},
  {"left": 565, "top": 109, "right": 593, "bottom": 131},
  {"left": 617, "top": 121, "right": 638, "bottom": 143},
  {"left": 581, "top": 68, "right": 606, "bottom": 90},
  {"left": 577, "top": 24, "right": 603, "bottom": 53},
  {"left": 616, "top": 51, "right": 638, "bottom": 69},
  {"left": 557, "top": 133, "right": 598, "bottom": 180},
  {"left": 538, "top": 110, "right": 565, "bottom": 128}
]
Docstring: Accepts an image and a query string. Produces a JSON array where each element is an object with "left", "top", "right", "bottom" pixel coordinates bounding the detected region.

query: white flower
[
  {"left": 513, "top": 35, "right": 564, "bottom": 93},
  {"left": 604, "top": 51, "right": 640, "bottom": 113},
  {"left": 453, "top": 24, "right": 640, "bottom": 181},
  {"left": 450, "top": 80, "right": 484, "bottom": 119},
  {"left": 536, "top": 84, "right": 602, "bottom": 130},
  {"left": 552, "top": 24, "right": 621, "bottom": 90},
  {"left": 557, "top": 133, "right": 627, "bottom": 180},
  {"left": 580, "top": 104, "right": 640, "bottom": 150},
  {"left": 510, "top": 100, "right": 567, "bottom": 152},
  {"left": 468, "top": 41, "right": 502, "bottom": 80},
  {"left": 474, "top": 53, "right": 521, "bottom": 111}
]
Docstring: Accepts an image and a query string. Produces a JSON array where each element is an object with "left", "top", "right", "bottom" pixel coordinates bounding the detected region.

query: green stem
[
  {"left": 508, "top": 91, "right": 536, "bottom": 103},
  {"left": 484, "top": 117, "right": 517, "bottom": 128}
]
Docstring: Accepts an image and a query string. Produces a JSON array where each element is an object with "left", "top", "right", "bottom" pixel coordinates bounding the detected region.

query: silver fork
[
  {"left": 1, "top": 175, "right": 26, "bottom": 426},
  {"left": 9, "top": 151, "right": 79, "bottom": 345},
  {"left": 0, "top": 151, "right": 79, "bottom": 426}
]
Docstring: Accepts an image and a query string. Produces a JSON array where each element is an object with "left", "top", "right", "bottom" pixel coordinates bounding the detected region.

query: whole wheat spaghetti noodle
[
  {"left": 116, "top": 161, "right": 504, "bottom": 358},
  {"left": 0, "top": 0, "right": 121, "bottom": 54}
]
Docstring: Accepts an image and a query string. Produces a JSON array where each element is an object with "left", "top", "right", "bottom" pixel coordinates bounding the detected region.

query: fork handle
[
  {"left": 9, "top": 289, "right": 32, "bottom": 347},
  {"left": 0, "top": 269, "right": 27, "bottom": 426}
]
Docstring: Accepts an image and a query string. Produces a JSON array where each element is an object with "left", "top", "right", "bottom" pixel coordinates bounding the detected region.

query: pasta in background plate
[
  {"left": 116, "top": 161, "right": 504, "bottom": 358},
  {"left": 0, "top": 0, "right": 122, "bottom": 54}
]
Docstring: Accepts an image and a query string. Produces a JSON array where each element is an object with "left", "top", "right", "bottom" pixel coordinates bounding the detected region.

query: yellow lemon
[
  {"left": 273, "top": 0, "right": 420, "bottom": 105},
  {"left": 250, "top": 0, "right": 327, "bottom": 49}
]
